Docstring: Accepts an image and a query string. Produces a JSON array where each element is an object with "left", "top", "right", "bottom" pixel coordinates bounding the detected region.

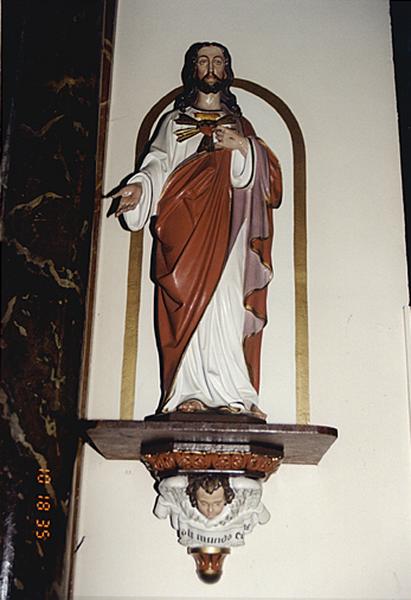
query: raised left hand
[{"left": 214, "top": 126, "right": 248, "bottom": 157}]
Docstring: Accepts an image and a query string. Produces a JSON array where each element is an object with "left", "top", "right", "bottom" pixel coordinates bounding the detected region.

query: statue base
[{"left": 145, "top": 411, "right": 265, "bottom": 424}]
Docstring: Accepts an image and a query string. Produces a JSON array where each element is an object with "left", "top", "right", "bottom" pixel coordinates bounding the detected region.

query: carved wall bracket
[{"left": 83, "top": 419, "right": 337, "bottom": 583}]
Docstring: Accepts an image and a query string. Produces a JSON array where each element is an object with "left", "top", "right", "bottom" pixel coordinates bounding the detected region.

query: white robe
[{"left": 124, "top": 107, "right": 259, "bottom": 411}]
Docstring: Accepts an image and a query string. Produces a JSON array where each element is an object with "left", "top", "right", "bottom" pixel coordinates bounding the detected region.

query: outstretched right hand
[{"left": 114, "top": 183, "right": 143, "bottom": 217}]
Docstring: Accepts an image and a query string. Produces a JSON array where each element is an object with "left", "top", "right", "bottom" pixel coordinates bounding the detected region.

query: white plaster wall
[{"left": 73, "top": 1, "right": 411, "bottom": 598}]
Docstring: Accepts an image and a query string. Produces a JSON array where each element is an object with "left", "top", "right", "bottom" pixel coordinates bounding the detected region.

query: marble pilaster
[{"left": 1, "top": 1, "right": 116, "bottom": 598}]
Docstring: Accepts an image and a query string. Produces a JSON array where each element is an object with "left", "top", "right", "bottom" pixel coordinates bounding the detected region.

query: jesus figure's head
[{"left": 175, "top": 42, "right": 241, "bottom": 115}]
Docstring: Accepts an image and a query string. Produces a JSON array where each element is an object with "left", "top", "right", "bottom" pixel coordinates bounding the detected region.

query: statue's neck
[{"left": 194, "top": 91, "right": 222, "bottom": 111}]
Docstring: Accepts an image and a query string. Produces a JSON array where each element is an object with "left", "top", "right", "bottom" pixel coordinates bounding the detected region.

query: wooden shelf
[{"left": 81, "top": 420, "right": 338, "bottom": 465}]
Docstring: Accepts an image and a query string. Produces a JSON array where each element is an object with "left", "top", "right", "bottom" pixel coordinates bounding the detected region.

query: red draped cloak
[{"left": 154, "top": 121, "right": 282, "bottom": 409}]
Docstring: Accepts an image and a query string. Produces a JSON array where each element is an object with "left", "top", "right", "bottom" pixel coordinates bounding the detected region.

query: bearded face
[
  {"left": 175, "top": 41, "right": 240, "bottom": 114},
  {"left": 194, "top": 45, "right": 227, "bottom": 95},
  {"left": 195, "top": 76, "right": 226, "bottom": 94}
]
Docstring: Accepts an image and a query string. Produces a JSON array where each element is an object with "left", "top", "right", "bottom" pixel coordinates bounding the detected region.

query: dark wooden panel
[{"left": 82, "top": 420, "right": 338, "bottom": 465}]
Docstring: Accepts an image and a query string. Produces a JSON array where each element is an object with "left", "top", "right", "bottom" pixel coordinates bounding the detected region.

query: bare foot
[
  {"left": 177, "top": 399, "right": 208, "bottom": 413},
  {"left": 250, "top": 404, "right": 267, "bottom": 420}
]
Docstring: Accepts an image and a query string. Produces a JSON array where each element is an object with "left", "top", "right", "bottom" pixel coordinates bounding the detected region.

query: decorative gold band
[
  {"left": 141, "top": 450, "right": 283, "bottom": 478},
  {"left": 120, "top": 230, "right": 143, "bottom": 419}
]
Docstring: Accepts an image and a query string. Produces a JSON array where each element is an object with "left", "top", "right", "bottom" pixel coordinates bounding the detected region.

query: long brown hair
[{"left": 175, "top": 42, "right": 241, "bottom": 116}]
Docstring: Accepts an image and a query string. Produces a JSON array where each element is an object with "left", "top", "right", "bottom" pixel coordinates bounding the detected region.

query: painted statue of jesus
[{"left": 115, "top": 42, "right": 282, "bottom": 417}]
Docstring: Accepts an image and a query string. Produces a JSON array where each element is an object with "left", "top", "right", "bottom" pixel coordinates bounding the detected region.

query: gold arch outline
[{"left": 120, "top": 79, "right": 309, "bottom": 424}]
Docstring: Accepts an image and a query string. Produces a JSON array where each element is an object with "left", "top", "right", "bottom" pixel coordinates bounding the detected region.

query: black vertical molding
[
  {"left": 1, "top": 1, "right": 117, "bottom": 598},
  {"left": 390, "top": 1, "right": 411, "bottom": 303}
]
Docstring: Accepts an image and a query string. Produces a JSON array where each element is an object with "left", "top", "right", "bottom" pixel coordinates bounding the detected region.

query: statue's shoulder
[
  {"left": 152, "top": 108, "right": 180, "bottom": 133},
  {"left": 239, "top": 115, "right": 256, "bottom": 137},
  {"left": 159, "top": 475, "right": 187, "bottom": 490},
  {"left": 230, "top": 476, "right": 261, "bottom": 491}
]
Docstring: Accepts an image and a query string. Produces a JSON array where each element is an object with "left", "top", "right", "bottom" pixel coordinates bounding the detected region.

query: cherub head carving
[{"left": 186, "top": 474, "right": 235, "bottom": 518}]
